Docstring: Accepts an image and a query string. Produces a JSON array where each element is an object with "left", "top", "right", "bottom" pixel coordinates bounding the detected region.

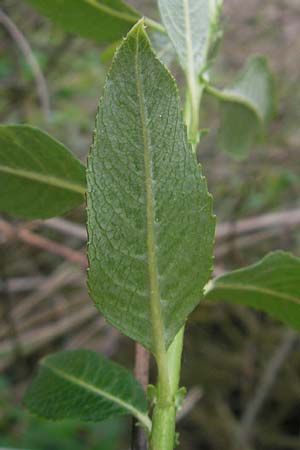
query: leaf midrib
[
  {"left": 0, "top": 164, "right": 85, "bottom": 195},
  {"left": 83, "top": 0, "right": 137, "bottom": 23},
  {"left": 42, "top": 362, "right": 151, "bottom": 430},
  {"left": 134, "top": 27, "right": 169, "bottom": 377},
  {"left": 208, "top": 282, "right": 300, "bottom": 305},
  {"left": 183, "top": 0, "right": 195, "bottom": 77}
]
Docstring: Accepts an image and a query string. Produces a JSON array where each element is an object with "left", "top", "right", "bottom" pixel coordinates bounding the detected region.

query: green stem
[
  {"left": 149, "top": 329, "right": 184, "bottom": 450},
  {"left": 144, "top": 17, "right": 166, "bottom": 34}
]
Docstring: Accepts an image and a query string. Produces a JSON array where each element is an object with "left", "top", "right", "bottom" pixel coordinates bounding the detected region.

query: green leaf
[
  {"left": 87, "top": 21, "right": 215, "bottom": 352},
  {"left": 26, "top": 0, "right": 140, "bottom": 43},
  {"left": 0, "top": 125, "right": 86, "bottom": 219},
  {"left": 157, "top": 0, "right": 214, "bottom": 74},
  {"left": 207, "top": 55, "right": 275, "bottom": 158},
  {"left": 204, "top": 251, "right": 300, "bottom": 329},
  {"left": 24, "top": 349, "right": 150, "bottom": 429}
]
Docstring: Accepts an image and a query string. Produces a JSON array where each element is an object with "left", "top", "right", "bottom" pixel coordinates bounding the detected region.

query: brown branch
[
  {"left": 235, "top": 329, "right": 298, "bottom": 447},
  {"left": 132, "top": 344, "right": 150, "bottom": 450},
  {"left": 216, "top": 208, "right": 300, "bottom": 240},
  {"left": 0, "top": 219, "right": 87, "bottom": 268},
  {"left": 42, "top": 208, "right": 300, "bottom": 245}
]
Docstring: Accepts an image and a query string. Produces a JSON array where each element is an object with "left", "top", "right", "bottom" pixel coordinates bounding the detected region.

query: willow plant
[{"left": 1, "top": 1, "right": 300, "bottom": 449}]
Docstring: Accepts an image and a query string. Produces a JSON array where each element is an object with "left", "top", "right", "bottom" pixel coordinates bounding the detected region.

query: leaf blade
[
  {"left": 157, "top": 0, "right": 213, "bottom": 74},
  {"left": 211, "top": 55, "right": 276, "bottom": 157},
  {"left": 204, "top": 251, "right": 300, "bottom": 329},
  {"left": 87, "top": 21, "right": 215, "bottom": 352},
  {"left": 24, "top": 349, "right": 150, "bottom": 428},
  {"left": 0, "top": 125, "right": 86, "bottom": 219},
  {"left": 26, "top": 0, "right": 140, "bottom": 43}
]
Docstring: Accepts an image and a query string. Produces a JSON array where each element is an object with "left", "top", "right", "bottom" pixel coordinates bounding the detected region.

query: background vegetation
[{"left": 1, "top": 0, "right": 300, "bottom": 449}]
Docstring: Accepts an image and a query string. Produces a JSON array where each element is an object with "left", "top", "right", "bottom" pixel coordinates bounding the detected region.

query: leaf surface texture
[
  {"left": 87, "top": 22, "right": 215, "bottom": 352},
  {"left": 24, "top": 350, "right": 150, "bottom": 427}
]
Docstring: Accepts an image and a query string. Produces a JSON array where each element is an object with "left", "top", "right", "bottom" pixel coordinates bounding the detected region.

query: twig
[
  {"left": 66, "top": 316, "right": 106, "bottom": 348},
  {"left": 235, "top": 328, "right": 298, "bottom": 447},
  {"left": 0, "top": 219, "right": 87, "bottom": 268},
  {"left": 13, "top": 264, "right": 82, "bottom": 319},
  {"left": 176, "top": 386, "right": 203, "bottom": 422},
  {"left": 0, "top": 276, "right": 45, "bottom": 293},
  {"left": 215, "top": 228, "right": 281, "bottom": 259},
  {"left": 132, "top": 344, "right": 150, "bottom": 450},
  {"left": 19, "top": 227, "right": 87, "bottom": 267},
  {"left": 0, "top": 8, "right": 50, "bottom": 120},
  {"left": 43, "top": 208, "right": 300, "bottom": 246},
  {"left": 44, "top": 217, "right": 87, "bottom": 240},
  {"left": 0, "top": 303, "right": 95, "bottom": 372},
  {"left": 216, "top": 208, "right": 300, "bottom": 240}
]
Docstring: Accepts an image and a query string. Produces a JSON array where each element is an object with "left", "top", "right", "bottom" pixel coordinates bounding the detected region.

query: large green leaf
[
  {"left": 26, "top": 0, "right": 140, "bottom": 43},
  {"left": 204, "top": 251, "right": 300, "bottom": 329},
  {"left": 24, "top": 349, "right": 150, "bottom": 429},
  {"left": 207, "top": 56, "right": 275, "bottom": 158},
  {"left": 157, "top": 0, "right": 216, "bottom": 74},
  {"left": 0, "top": 125, "right": 86, "bottom": 219},
  {"left": 87, "top": 21, "right": 215, "bottom": 353}
]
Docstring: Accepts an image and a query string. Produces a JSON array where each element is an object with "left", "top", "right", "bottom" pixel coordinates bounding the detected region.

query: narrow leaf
[
  {"left": 26, "top": 0, "right": 140, "bottom": 43},
  {"left": 87, "top": 21, "right": 215, "bottom": 352},
  {"left": 210, "top": 56, "right": 275, "bottom": 157},
  {"left": 157, "top": 0, "right": 214, "bottom": 74},
  {"left": 0, "top": 125, "right": 86, "bottom": 219},
  {"left": 24, "top": 349, "right": 150, "bottom": 429},
  {"left": 204, "top": 251, "right": 300, "bottom": 329}
]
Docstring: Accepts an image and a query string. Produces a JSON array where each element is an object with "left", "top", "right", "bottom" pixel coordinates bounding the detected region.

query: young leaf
[
  {"left": 157, "top": 0, "right": 213, "bottom": 74},
  {"left": 87, "top": 21, "right": 215, "bottom": 353},
  {"left": 24, "top": 349, "right": 150, "bottom": 429},
  {"left": 204, "top": 251, "right": 300, "bottom": 329},
  {"left": 207, "top": 56, "right": 275, "bottom": 158},
  {"left": 26, "top": 0, "right": 140, "bottom": 43},
  {"left": 0, "top": 125, "right": 86, "bottom": 219}
]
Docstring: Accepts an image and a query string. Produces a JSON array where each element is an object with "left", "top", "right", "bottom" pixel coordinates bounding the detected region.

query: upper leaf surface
[
  {"left": 87, "top": 21, "right": 215, "bottom": 352},
  {"left": 24, "top": 349, "right": 150, "bottom": 428},
  {"left": 0, "top": 125, "right": 86, "bottom": 219},
  {"left": 26, "top": 0, "right": 140, "bottom": 43},
  {"left": 204, "top": 251, "right": 300, "bottom": 329},
  {"left": 215, "top": 56, "right": 275, "bottom": 157},
  {"left": 157, "top": 0, "right": 212, "bottom": 74}
]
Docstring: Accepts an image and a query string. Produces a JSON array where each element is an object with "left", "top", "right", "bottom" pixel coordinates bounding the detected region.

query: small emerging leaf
[
  {"left": 87, "top": 21, "right": 215, "bottom": 352},
  {"left": 24, "top": 349, "right": 150, "bottom": 428},
  {"left": 204, "top": 251, "right": 300, "bottom": 329},
  {"left": 212, "top": 56, "right": 275, "bottom": 158},
  {"left": 0, "top": 125, "right": 86, "bottom": 219},
  {"left": 26, "top": 0, "right": 140, "bottom": 43}
]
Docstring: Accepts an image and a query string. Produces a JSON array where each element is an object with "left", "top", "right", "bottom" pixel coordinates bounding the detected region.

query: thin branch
[
  {"left": 0, "top": 219, "right": 87, "bottom": 268},
  {"left": 42, "top": 208, "right": 300, "bottom": 245},
  {"left": 216, "top": 208, "right": 300, "bottom": 240},
  {"left": 0, "top": 8, "right": 50, "bottom": 120},
  {"left": 132, "top": 344, "right": 150, "bottom": 450},
  {"left": 176, "top": 386, "right": 203, "bottom": 422},
  {"left": 235, "top": 329, "right": 298, "bottom": 447}
]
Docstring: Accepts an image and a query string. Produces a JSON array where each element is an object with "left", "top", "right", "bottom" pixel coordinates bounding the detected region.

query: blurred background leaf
[{"left": 206, "top": 55, "right": 276, "bottom": 158}]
